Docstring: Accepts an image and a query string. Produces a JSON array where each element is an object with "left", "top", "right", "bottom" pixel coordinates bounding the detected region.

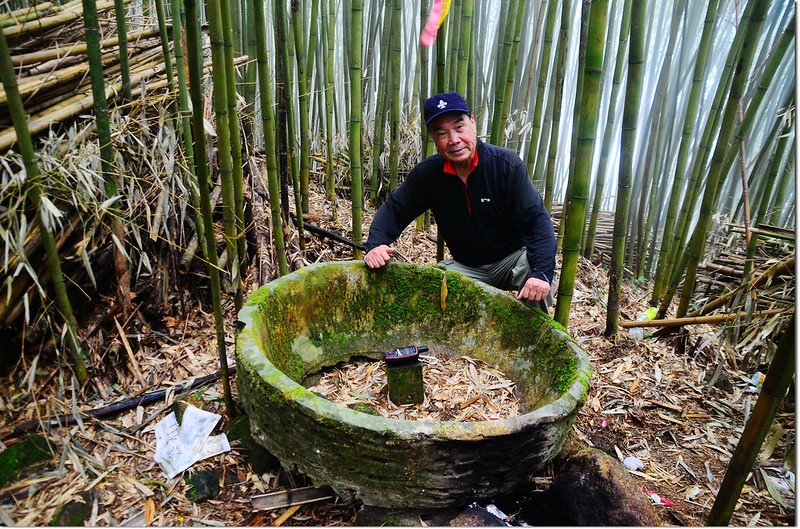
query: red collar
[{"left": 443, "top": 150, "right": 479, "bottom": 176}]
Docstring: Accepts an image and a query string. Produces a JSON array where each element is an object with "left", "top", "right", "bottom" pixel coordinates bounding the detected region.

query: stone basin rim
[{"left": 237, "top": 260, "right": 592, "bottom": 439}]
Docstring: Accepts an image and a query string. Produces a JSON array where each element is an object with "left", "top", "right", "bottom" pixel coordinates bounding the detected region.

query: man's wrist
[{"left": 530, "top": 271, "right": 552, "bottom": 284}]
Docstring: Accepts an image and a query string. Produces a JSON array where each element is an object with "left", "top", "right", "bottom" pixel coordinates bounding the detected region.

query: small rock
[
  {"left": 184, "top": 468, "right": 221, "bottom": 502},
  {"left": 0, "top": 433, "right": 52, "bottom": 488},
  {"left": 226, "top": 416, "right": 280, "bottom": 474},
  {"left": 623, "top": 456, "right": 644, "bottom": 471},
  {"left": 449, "top": 504, "right": 508, "bottom": 526},
  {"left": 547, "top": 448, "right": 661, "bottom": 526},
  {"left": 50, "top": 491, "right": 92, "bottom": 526}
]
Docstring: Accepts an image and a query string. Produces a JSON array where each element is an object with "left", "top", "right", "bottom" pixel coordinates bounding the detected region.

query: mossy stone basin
[{"left": 236, "top": 261, "right": 591, "bottom": 508}]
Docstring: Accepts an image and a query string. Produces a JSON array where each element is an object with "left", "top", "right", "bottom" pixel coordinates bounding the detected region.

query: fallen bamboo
[
  {"left": 728, "top": 225, "right": 796, "bottom": 242},
  {"left": 0, "top": 58, "right": 166, "bottom": 151},
  {"left": 0, "top": 3, "right": 57, "bottom": 28},
  {"left": 10, "top": 27, "right": 159, "bottom": 66},
  {"left": 690, "top": 253, "right": 795, "bottom": 317},
  {"left": 3, "top": 0, "right": 123, "bottom": 40},
  {"left": 620, "top": 308, "right": 789, "bottom": 328},
  {"left": 0, "top": 2, "right": 56, "bottom": 23},
  {"left": 290, "top": 212, "right": 366, "bottom": 251},
  {"left": 0, "top": 367, "right": 235, "bottom": 440}
]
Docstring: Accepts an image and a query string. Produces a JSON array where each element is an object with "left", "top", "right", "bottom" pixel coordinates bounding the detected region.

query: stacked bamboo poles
[
  {"left": 0, "top": 28, "right": 86, "bottom": 382},
  {"left": 0, "top": 1, "right": 166, "bottom": 152}
]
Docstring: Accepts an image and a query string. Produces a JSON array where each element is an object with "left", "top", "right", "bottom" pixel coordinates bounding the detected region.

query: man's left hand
[{"left": 517, "top": 277, "right": 550, "bottom": 302}]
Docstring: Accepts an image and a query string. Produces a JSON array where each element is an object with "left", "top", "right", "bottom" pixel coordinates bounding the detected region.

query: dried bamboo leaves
[{"left": 307, "top": 353, "right": 521, "bottom": 422}]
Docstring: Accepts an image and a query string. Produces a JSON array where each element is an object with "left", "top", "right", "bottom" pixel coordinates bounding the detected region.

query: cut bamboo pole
[
  {"left": 620, "top": 308, "right": 788, "bottom": 328},
  {"left": 3, "top": 0, "right": 124, "bottom": 40},
  {"left": 10, "top": 28, "right": 159, "bottom": 66},
  {"left": 706, "top": 315, "right": 795, "bottom": 525}
]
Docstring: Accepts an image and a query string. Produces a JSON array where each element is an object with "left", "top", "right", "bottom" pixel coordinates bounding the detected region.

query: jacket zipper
[{"left": 463, "top": 177, "right": 472, "bottom": 216}]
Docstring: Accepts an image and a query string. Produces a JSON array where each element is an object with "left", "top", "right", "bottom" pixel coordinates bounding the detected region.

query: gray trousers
[{"left": 439, "top": 247, "right": 553, "bottom": 314}]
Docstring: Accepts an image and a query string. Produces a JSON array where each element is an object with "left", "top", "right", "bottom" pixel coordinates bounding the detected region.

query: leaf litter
[{"left": 307, "top": 353, "right": 522, "bottom": 422}]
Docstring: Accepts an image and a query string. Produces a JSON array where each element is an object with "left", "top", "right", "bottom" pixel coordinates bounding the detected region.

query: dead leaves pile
[{"left": 308, "top": 354, "right": 521, "bottom": 422}]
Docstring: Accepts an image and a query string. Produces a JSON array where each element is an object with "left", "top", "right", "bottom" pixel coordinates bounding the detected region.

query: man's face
[{"left": 429, "top": 112, "right": 478, "bottom": 166}]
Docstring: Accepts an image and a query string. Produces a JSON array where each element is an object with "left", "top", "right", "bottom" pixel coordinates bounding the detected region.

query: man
[{"left": 364, "top": 92, "right": 556, "bottom": 312}]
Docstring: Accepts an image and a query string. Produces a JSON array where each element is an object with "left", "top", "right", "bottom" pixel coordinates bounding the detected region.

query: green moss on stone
[{"left": 0, "top": 433, "right": 51, "bottom": 488}]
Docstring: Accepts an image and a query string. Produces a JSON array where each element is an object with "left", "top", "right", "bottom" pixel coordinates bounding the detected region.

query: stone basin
[{"left": 236, "top": 261, "right": 592, "bottom": 508}]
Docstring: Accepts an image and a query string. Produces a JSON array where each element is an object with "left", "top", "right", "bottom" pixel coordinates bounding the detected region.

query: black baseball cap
[{"left": 423, "top": 92, "right": 471, "bottom": 125}]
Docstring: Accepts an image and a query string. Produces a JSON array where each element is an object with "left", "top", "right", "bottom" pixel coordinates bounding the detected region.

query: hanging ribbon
[{"left": 420, "top": 0, "right": 451, "bottom": 47}]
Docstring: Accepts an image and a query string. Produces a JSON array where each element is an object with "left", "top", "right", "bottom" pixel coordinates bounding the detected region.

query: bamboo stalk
[
  {"left": 185, "top": 0, "right": 235, "bottom": 416},
  {"left": 620, "top": 308, "right": 788, "bottom": 328},
  {"left": 706, "top": 315, "right": 795, "bottom": 525},
  {"left": 0, "top": 27, "right": 86, "bottom": 383}
]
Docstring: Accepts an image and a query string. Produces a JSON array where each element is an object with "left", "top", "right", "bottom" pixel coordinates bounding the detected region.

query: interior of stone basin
[{"left": 236, "top": 260, "right": 592, "bottom": 509}]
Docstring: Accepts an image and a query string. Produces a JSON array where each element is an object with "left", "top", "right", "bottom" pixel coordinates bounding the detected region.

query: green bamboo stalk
[
  {"left": 183, "top": 0, "right": 234, "bottom": 416},
  {"left": 275, "top": 0, "right": 305, "bottom": 249},
  {"left": 446, "top": 0, "right": 461, "bottom": 89},
  {"left": 650, "top": 0, "right": 721, "bottom": 305},
  {"left": 674, "top": 0, "right": 769, "bottom": 319},
  {"left": 292, "top": 0, "right": 311, "bottom": 215},
  {"left": 455, "top": 0, "right": 473, "bottom": 96},
  {"left": 496, "top": 0, "right": 527, "bottom": 147},
  {"left": 604, "top": 0, "right": 646, "bottom": 336},
  {"left": 241, "top": 0, "right": 258, "bottom": 140},
  {"left": 706, "top": 314, "right": 795, "bottom": 526},
  {"left": 206, "top": 0, "right": 241, "bottom": 294},
  {"left": 768, "top": 130, "right": 795, "bottom": 226},
  {"left": 220, "top": 0, "right": 247, "bottom": 294},
  {"left": 154, "top": 0, "right": 174, "bottom": 89},
  {"left": 0, "top": 28, "right": 86, "bottom": 383},
  {"left": 170, "top": 0, "right": 203, "bottom": 256},
  {"left": 466, "top": 5, "right": 476, "bottom": 112},
  {"left": 323, "top": 0, "right": 336, "bottom": 205},
  {"left": 371, "top": 3, "right": 391, "bottom": 204},
  {"left": 584, "top": 0, "right": 631, "bottom": 260},
  {"left": 742, "top": 103, "right": 793, "bottom": 281},
  {"left": 489, "top": 0, "right": 518, "bottom": 144},
  {"left": 254, "top": 0, "right": 288, "bottom": 275},
  {"left": 558, "top": 0, "right": 591, "bottom": 251},
  {"left": 388, "top": 0, "right": 401, "bottom": 192},
  {"left": 526, "top": 0, "right": 558, "bottom": 178},
  {"left": 554, "top": 0, "right": 609, "bottom": 327},
  {"left": 83, "top": 0, "right": 132, "bottom": 318},
  {"left": 350, "top": 0, "right": 363, "bottom": 258},
  {"left": 542, "top": 0, "right": 571, "bottom": 212},
  {"left": 435, "top": 19, "right": 447, "bottom": 262},
  {"left": 112, "top": 0, "right": 131, "bottom": 100}
]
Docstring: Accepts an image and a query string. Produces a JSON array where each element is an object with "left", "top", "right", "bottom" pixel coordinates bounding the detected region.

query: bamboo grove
[{"left": 0, "top": 0, "right": 795, "bottom": 518}]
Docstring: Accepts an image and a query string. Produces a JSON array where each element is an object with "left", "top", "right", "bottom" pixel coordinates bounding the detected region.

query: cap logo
[{"left": 437, "top": 99, "right": 447, "bottom": 109}]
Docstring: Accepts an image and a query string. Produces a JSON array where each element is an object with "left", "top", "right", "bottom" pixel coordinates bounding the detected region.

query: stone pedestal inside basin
[{"left": 236, "top": 261, "right": 591, "bottom": 509}]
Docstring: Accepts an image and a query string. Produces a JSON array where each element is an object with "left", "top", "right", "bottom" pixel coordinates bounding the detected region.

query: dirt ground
[{"left": 0, "top": 187, "right": 794, "bottom": 526}]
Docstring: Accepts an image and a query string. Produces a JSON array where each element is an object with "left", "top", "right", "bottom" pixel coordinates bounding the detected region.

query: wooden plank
[{"left": 250, "top": 486, "right": 335, "bottom": 511}]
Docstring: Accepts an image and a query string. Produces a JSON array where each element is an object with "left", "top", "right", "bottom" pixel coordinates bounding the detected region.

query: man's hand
[
  {"left": 364, "top": 245, "right": 394, "bottom": 269},
  {"left": 517, "top": 277, "right": 550, "bottom": 302}
]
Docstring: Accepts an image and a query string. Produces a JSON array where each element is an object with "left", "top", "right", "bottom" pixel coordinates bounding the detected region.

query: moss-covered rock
[
  {"left": 184, "top": 468, "right": 221, "bottom": 503},
  {"left": 236, "top": 261, "right": 592, "bottom": 508},
  {"left": 226, "top": 415, "right": 280, "bottom": 474},
  {"left": 0, "top": 433, "right": 52, "bottom": 488},
  {"left": 49, "top": 491, "right": 92, "bottom": 526}
]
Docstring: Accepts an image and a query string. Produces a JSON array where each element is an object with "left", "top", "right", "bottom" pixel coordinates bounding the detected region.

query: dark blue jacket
[{"left": 365, "top": 141, "right": 556, "bottom": 283}]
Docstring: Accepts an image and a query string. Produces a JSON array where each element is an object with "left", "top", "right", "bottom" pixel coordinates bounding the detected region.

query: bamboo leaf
[
  {"left": 110, "top": 233, "right": 130, "bottom": 262},
  {"left": 759, "top": 467, "right": 786, "bottom": 507},
  {"left": 99, "top": 195, "right": 121, "bottom": 210}
]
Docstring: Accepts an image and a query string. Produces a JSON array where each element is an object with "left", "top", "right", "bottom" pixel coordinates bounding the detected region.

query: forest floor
[{"left": 0, "top": 187, "right": 794, "bottom": 527}]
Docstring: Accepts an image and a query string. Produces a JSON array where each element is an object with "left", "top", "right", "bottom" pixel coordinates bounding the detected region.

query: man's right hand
[{"left": 364, "top": 245, "right": 394, "bottom": 268}]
